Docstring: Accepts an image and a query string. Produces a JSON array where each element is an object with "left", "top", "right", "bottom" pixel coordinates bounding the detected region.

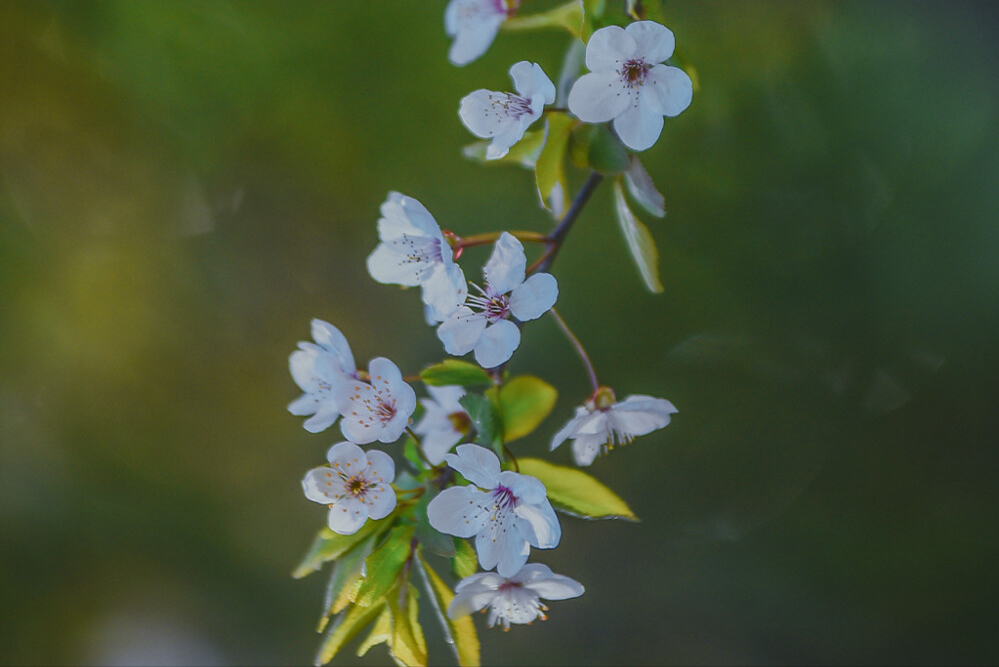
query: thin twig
[{"left": 531, "top": 170, "right": 604, "bottom": 274}]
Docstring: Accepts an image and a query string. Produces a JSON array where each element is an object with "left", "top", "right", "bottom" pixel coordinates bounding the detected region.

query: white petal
[
  {"left": 514, "top": 501, "right": 561, "bottom": 549},
  {"left": 525, "top": 573, "right": 585, "bottom": 601},
  {"left": 571, "top": 433, "right": 605, "bottom": 466},
  {"left": 449, "top": 573, "right": 505, "bottom": 619},
  {"left": 379, "top": 191, "right": 441, "bottom": 240},
  {"left": 612, "top": 95, "right": 664, "bottom": 151},
  {"left": 327, "top": 498, "right": 369, "bottom": 535},
  {"left": 366, "top": 243, "right": 425, "bottom": 286},
  {"left": 473, "top": 319, "right": 521, "bottom": 368},
  {"left": 311, "top": 319, "right": 354, "bottom": 370},
  {"left": 438, "top": 307, "right": 488, "bottom": 357},
  {"left": 609, "top": 395, "right": 677, "bottom": 436},
  {"left": 485, "top": 119, "right": 528, "bottom": 160},
  {"left": 425, "top": 385, "right": 467, "bottom": 412},
  {"left": 508, "top": 272, "right": 558, "bottom": 321},
  {"left": 499, "top": 470, "right": 547, "bottom": 504},
  {"left": 549, "top": 407, "right": 589, "bottom": 451},
  {"left": 327, "top": 441, "right": 365, "bottom": 469},
  {"left": 476, "top": 514, "right": 530, "bottom": 577},
  {"left": 444, "top": 443, "right": 501, "bottom": 489},
  {"left": 568, "top": 72, "right": 631, "bottom": 123},
  {"left": 584, "top": 24, "right": 637, "bottom": 72},
  {"left": 365, "top": 482, "right": 397, "bottom": 521},
  {"left": 287, "top": 393, "right": 318, "bottom": 417},
  {"left": 427, "top": 485, "right": 490, "bottom": 538},
  {"left": 302, "top": 466, "right": 340, "bottom": 505},
  {"left": 421, "top": 263, "right": 467, "bottom": 321},
  {"left": 459, "top": 90, "right": 518, "bottom": 139},
  {"left": 364, "top": 448, "right": 396, "bottom": 485},
  {"left": 302, "top": 406, "right": 339, "bottom": 434},
  {"left": 645, "top": 64, "right": 693, "bottom": 117},
  {"left": 421, "top": 427, "right": 465, "bottom": 467},
  {"left": 510, "top": 61, "right": 556, "bottom": 104},
  {"left": 567, "top": 409, "right": 610, "bottom": 437},
  {"left": 483, "top": 232, "right": 526, "bottom": 295},
  {"left": 448, "top": 11, "right": 503, "bottom": 66},
  {"left": 625, "top": 20, "right": 675, "bottom": 64}
]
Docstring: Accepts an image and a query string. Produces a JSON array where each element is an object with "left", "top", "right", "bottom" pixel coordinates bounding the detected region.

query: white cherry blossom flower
[
  {"left": 335, "top": 357, "right": 417, "bottom": 445},
  {"left": 550, "top": 387, "right": 678, "bottom": 466},
  {"left": 448, "top": 563, "right": 584, "bottom": 630},
  {"left": 367, "top": 192, "right": 467, "bottom": 322},
  {"left": 427, "top": 444, "right": 561, "bottom": 577},
  {"left": 413, "top": 385, "right": 472, "bottom": 465},
  {"left": 437, "top": 232, "right": 558, "bottom": 369},
  {"left": 460, "top": 61, "right": 555, "bottom": 160},
  {"left": 302, "top": 441, "right": 396, "bottom": 535},
  {"left": 568, "top": 20, "right": 693, "bottom": 151},
  {"left": 445, "top": 0, "right": 519, "bottom": 67},
  {"left": 288, "top": 319, "right": 359, "bottom": 433}
]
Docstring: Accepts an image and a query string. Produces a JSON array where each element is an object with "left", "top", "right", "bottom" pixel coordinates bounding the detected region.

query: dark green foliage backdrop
[{"left": 1, "top": 1, "right": 997, "bottom": 665}]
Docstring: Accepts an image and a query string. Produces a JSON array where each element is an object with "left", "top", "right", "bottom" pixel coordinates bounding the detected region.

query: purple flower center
[
  {"left": 467, "top": 284, "right": 511, "bottom": 323},
  {"left": 497, "top": 580, "right": 523, "bottom": 592},
  {"left": 620, "top": 58, "right": 650, "bottom": 88},
  {"left": 492, "top": 485, "right": 518, "bottom": 511}
]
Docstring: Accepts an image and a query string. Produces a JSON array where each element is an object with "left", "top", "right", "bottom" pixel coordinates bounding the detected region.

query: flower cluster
[{"left": 291, "top": 6, "right": 693, "bottom": 664}]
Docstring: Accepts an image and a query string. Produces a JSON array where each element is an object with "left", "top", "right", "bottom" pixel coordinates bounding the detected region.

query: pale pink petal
[
  {"left": 612, "top": 95, "right": 664, "bottom": 151},
  {"left": 473, "top": 319, "right": 521, "bottom": 368},
  {"left": 438, "top": 307, "right": 488, "bottom": 356},
  {"left": 327, "top": 497, "right": 369, "bottom": 535},
  {"left": 427, "top": 485, "right": 490, "bottom": 538},
  {"left": 549, "top": 407, "right": 589, "bottom": 450},
  {"left": 584, "top": 24, "right": 637, "bottom": 72},
  {"left": 508, "top": 272, "right": 558, "bottom": 321},
  {"left": 421, "top": 262, "right": 467, "bottom": 322},
  {"left": 444, "top": 443, "right": 501, "bottom": 488},
  {"left": 366, "top": 242, "right": 425, "bottom": 286},
  {"left": 625, "top": 20, "right": 675, "bottom": 63},
  {"left": 476, "top": 514, "right": 530, "bottom": 577},
  {"left": 514, "top": 501, "right": 561, "bottom": 549},
  {"left": 645, "top": 64, "right": 693, "bottom": 117},
  {"left": 302, "top": 466, "right": 340, "bottom": 505},
  {"left": 459, "top": 90, "right": 520, "bottom": 139},
  {"left": 571, "top": 433, "right": 605, "bottom": 466},
  {"left": 483, "top": 232, "right": 526, "bottom": 295}
]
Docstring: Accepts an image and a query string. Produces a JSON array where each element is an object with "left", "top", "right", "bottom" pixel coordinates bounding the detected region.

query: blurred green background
[{"left": 2, "top": 1, "right": 997, "bottom": 665}]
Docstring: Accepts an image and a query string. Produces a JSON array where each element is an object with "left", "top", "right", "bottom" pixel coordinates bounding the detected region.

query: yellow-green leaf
[
  {"left": 356, "top": 606, "right": 393, "bottom": 657},
  {"left": 496, "top": 375, "right": 558, "bottom": 443},
  {"left": 613, "top": 178, "right": 664, "bottom": 293},
  {"left": 320, "top": 533, "right": 375, "bottom": 630},
  {"left": 518, "top": 457, "right": 639, "bottom": 521},
  {"left": 352, "top": 525, "right": 415, "bottom": 607},
  {"left": 293, "top": 517, "right": 387, "bottom": 579},
  {"left": 462, "top": 128, "right": 546, "bottom": 168},
  {"left": 421, "top": 359, "right": 492, "bottom": 387},
  {"left": 502, "top": 0, "right": 583, "bottom": 38},
  {"left": 389, "top": 584, "right": 427, "bottom": 667},
  {"left": 315, "top": 600, "right": 385, "bottom": 666},
  {"left": 451, "top": 538, "right": 478, "bottom": 580},
  {"left": 536, "top": 112, "right": 574, "bottom": 212},
  {"left": 416, "top": 555, "right": 481, "bottom": 667}
]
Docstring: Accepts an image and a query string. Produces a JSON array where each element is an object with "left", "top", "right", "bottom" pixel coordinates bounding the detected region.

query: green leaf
[
  {"left": 321, "top": 533, "right": 375, "bottom": 629},
  {"left": 587, "top": 124, "right": 630, "bottom": 175},
  {"left": 356, "top": 606, "right": 393, "bottom": 657},
  {"left": 352, "top": 525, "right": 415, "bottom": 607},
  {"left": 315, "top": 600, "right": 386, "bottom": 666},
  {"left": 451, "top": 538, "right": 478, "bottom": 580},
  {"left": 293, "top": 516, "right": 390, "bottom": 579},
  {"left": 502, "top": 0, "right": 583, "bottom": 38},
  {"left": 612, "top": 178, "right": 664, "bottom": 293},
  {"left": 421, "top": 359, "right": 493, "bottom": 388},
  {"left": 495, "top": 375, "right": 558, "bottom": 443},
  {"left": 389, "top": 584, "right": 427, "bottom": 667},
  {"left": 581, "top": 0, "right": 607, "bottom": 42},
  {"left": 535, "top": 112, "right": 574, "bottom": 213},
  {"left": 517, "top": 457, "right": 639, "bottom": 521},
  {"left": 416, "top": 554, "right": 481, "bottom": 667},
  {"left": 414, "top": 489, "right": 456, "bottom": 558},
  {"left": 625, "top": 0, "right": 641, "bottom": 19},
  {"left": 624, "top": 155, "right": 665, "bottom": 217},
  {"left": 462, "top": 128, "right": 546, "bottom": 169},
  {"left": 459, "top": 393, "right": 503, "bottom": 453}
]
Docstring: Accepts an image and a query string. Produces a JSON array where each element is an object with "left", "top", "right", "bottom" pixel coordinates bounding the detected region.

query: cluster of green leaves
[
  {"left": 295, "top": 360, "right": 636, "bottom": 665},
  {"left": 463, "top": 0, "right": 686, "bottom": 294}
]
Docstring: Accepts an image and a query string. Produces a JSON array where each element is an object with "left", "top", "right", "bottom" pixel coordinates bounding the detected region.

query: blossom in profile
[
  {"left": 413, "top": 385, "right": 471, "bottom": 465},
  {"left": 288, "top": 319, "right": 358, "bottom": 433},
  {"left": 427, "top": 444, "right": 561, "bottom": 577},
  {"left": 448, "top": 563, "right": 584, "bottom": 630},
  {"left": 367, "top": 192, "right": 467, "bottom": 322},
  {"left": 445, "top": 0, "right": 519, "bottom": 66},
  {"left": 302, "top": 442, "right": 396, "bottom": 535},
  {"left": 437, "top": 232, "right": 558, "bottom": 368},
  {"left": 551, "top": 387, "right": 678, "bottom": 466},
  {"left": 335, "top": 357, "right": 417, "bottom": 445},
  {"left": 460, "top": 61, "right": 555, "bottom": 160},
  {"left": 568, "top": 20, "right": 693, "bottom": 151}
]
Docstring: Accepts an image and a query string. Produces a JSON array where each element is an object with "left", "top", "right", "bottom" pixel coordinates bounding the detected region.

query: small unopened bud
[{"left": 588, "top": 386, "right": 617, "bottom": 411}]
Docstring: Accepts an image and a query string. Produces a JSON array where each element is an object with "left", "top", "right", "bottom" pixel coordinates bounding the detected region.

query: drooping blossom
[
  {"left": 437, "top": 232, "right": 558, "bottom": 369},
  {"left": 445, "top": 0, "right": 519, "bottom": 67},
  {"left": 448, "top": 563, "right": 584, "bottom": 630},
  {"left": 568, "top": 20, "right": 693, "bottom": 151},
  {"left": 459, "top": 61, "right": 555, "bottom": 160},
  {"left": 302, "top": 441, "right": 396, "bottom": 535},
  {"left": 413, "top": 385, "right": 471, "bottom": 465},
  {"left": 335, "top": 357, "right": 417, "bottom": 445},
  {"left": 550, "top": 387, "right": 678, "bottom": 466},
  {"left": 427, "top": 444, "right": 561, "bottom": 577},
  {"left": 367, "top": 192, "right": 467, "bottom": 322},
  {"left": 288, "top": 319, "right": 359, "bottom": 433}
]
